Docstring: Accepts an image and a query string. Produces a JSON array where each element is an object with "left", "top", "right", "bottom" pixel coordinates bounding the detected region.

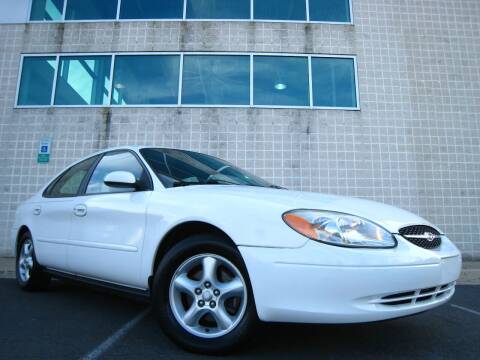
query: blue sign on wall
[{"left": 37, "top": 139, "right": 51, "bottom": 163}]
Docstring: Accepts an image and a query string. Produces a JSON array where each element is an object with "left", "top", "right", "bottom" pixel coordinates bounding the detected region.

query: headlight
[{"left": 282, "top": 210, "right": 396, "bottom": 248}]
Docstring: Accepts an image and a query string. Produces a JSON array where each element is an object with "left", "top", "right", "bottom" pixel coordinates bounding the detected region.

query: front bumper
[{"left": 239, "top": 236, "right": 462, "bottom": 324}]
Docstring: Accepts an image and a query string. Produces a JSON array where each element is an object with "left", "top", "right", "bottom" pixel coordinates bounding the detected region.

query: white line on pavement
[
  {"left": 450, "top": 304, "right": 480, "bottom": 316},
  {"left": 79, "top": 308, "right": 150, "bottom": 360}
]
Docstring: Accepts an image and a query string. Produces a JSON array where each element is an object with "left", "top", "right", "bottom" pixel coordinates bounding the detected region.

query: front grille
[
  {"left": 374, "top": 282, "right": 455, "bottom": 307},
  {"left": 399, "top": 225, "right": 442, "bottom": 249}
]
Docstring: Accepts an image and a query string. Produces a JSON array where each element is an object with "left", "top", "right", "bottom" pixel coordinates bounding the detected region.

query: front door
[{"left": 67, "top": 150, "right": 152, "bottom": 288}]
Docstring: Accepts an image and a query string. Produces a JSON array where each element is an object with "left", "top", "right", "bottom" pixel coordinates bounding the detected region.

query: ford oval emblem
[{"left": 425, "top": 232, "right": 436, "bottom": 242}]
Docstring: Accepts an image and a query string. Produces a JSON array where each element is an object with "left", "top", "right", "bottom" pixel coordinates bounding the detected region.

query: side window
[
  {"left": 45, "top": 156, "right": 98, "bottom": 198},
  {"left": 86, "top": 151, "right": 147, "bottom": 195}
]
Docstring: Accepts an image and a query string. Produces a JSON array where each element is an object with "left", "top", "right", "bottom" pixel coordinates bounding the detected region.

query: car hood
[{"left": 174, "top": 185, "right": 440, "bottom": 234}]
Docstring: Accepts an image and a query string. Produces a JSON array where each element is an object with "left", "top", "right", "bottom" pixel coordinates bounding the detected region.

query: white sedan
[{"left": 12, "top": 146, "right": 462, "bottom": 353}]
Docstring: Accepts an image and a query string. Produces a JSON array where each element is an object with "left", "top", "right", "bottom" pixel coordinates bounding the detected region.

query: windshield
[{"left": 140, "top": 148, "right": 275, "bottom": 188}]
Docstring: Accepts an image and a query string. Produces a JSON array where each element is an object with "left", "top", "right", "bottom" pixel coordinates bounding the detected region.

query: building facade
[{"left": 0, "top": 0, "right": 479, "bottom": 259}]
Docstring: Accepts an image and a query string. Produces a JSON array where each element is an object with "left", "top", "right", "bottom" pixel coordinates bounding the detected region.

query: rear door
[
  {"left": 67, "top": 150, "right": 152, "bottom": 288},
  {"left": 31, "top": 156, "right": 99, "bottom": 271}
]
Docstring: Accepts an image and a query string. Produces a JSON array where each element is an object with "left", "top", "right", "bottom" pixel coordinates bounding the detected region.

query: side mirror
[{"left": 104, "top": 171, "right": 138, "bottom": 189}]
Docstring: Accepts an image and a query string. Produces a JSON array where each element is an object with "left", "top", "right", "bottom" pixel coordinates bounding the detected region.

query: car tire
[
  {"left": 16, "top": 231, "right": 51, "bottom": 291},
  {"left": 152, "top": 233, "right": 257, "bottom": 354}
]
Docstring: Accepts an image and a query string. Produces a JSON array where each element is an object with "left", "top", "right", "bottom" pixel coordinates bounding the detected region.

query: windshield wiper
[
  {"left": 172, "top": 180, "right": 200, "bottom": 187},
  {"left": 269, "top": 184, "right": 287, "bottom": 190},
  {"left": 205, "top": 178, "right": 239, "bottom": 186}
]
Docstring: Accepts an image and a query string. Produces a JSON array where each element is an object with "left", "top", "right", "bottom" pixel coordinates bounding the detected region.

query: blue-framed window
[
  {"left": 112, "top": 55, "right": 180, "bottom": 105},
  {"left": 119, "top": 0, "right": 184, "bottom": 20},
  {"left": 311, "top": 57, "right": 357, "bottom": 108},
  {"left": 186, "top": 0, "right": 250, "bottom": 20},
  {"left": 30, "top": 0, "right": 64, "bottom": 21},
  {"left": 253, "top": 56, "right": 310, "bottom": 107},
  {"left": 54, "top": 56, "right": 112, "bottom": 105},
  {"left": 309, "top": 0, "right": 351, "bottom": 23},
  {"left": 16, "top": 53, "right": 358, "bottom": 109},
  {"left": 29, "top": 0, "right": 352, "bottom": 23},
  {"left": 182, "top": 55, "right": 250, "bottom": 105},
  {"left": 65, "top": 0, "right": 118, "bottom": 21},
  {"left": 17, "top": 56, "right": 56, "bottom": 105},
  {"left": 254, "top": 0, "right": 306, "bottom": 21}
]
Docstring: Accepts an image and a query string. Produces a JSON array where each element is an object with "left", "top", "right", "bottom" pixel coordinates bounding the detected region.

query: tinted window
[
  {"left": 182, "top": 55, "right": 250, "bottom": 105},
  {"left": 54, "top": 56, "right": 112, "bottom": 106},
  {"left": 112, "top": 55, "right": 180, "bottom": 105},
  {"left": 120, "top": 0, "right": 183, "bottom": 19},
  {"left": 17, "top": 57, "right": 56, "bottom": 106},
  {"left": 86, "top": 151, "right": 147, "bottom": 194},
  {"left": 186, "top": 0, "right": 250, "bottom": 19},
  {"left": 309, "top": 0, "right": 351, "bottom": 23},
  {"left": 312, "top": 57, "right": 356, "bottom": 108},
  {"left": 30, "top": 0, "right": 64, "bottom": 21},
  {"left": 254, "top": 0, "right": 306, "bottom": 21},
  {"left": 65, "top": 0, "right": 118, "bottom": 20},
  {"left": 45, "top": 156, "right": 98, "bottom": 198},
  {"left": 253, "top": 56, "right": 309, "bottom": 106},
  {"left": 140, "top": 148, "right": 272, "bottom": 188}
]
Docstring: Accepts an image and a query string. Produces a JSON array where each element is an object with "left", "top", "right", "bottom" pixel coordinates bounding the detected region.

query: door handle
[
  {"left": 33, "top": 206, "right": 41, "bottom": 216},
  {"left": 73, "top": 204, "right": 87, "bottom": 217}
]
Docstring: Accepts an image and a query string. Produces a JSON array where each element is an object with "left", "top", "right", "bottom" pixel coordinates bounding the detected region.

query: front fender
[{"left": 139, "top": 190, "right": 309, "bottom": 287}]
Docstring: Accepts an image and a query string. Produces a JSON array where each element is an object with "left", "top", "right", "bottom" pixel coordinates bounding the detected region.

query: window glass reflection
[
  {"left": 186, "top": 0, "right": 250, "bottom": 19},
  {"left": 54, "top": 56, "right": 112, "bottom": 105},
  {"left": 18, "top": 57, "right": 56, "bottom": 105},
  {"left": 254, "top": 0, "right": 306, "bottom": 21},
  {"left": 253, "top": 56, "right": 309, "bottom": 106},
  {"left": 30, "top": 0, "right": 64, "bottom": 21},
  {"left": 309, "top": 0, "right": 351, "bottom": 23},
  {"left": 65, "top": 0, "right": 118, "bottom": 20},
  {"left": 112, "top": 55, "right": 180, "bottom": 105},
  {"left": 86, "top": 151, "right": 145, "bottom": 194},
  {"left": 311, "top": 57, "right": 356, "bottom": 108},
  {"left": 120, "top": 0, "right": 183, "bottom": 19},
  {"left": 182, "top": 55, "right": 250, "bottom": 105}
]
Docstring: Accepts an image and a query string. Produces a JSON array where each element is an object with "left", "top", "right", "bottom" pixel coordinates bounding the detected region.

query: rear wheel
[
  {"left": 152, "top": 234, "right": 257, "bottom": 354},
  {"left": 16, "top": 232, "right": 51, "bottom": 291}
]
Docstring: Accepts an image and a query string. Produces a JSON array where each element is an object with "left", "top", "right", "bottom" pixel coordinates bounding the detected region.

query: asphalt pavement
[{"left": 0, "top": 278, "right": 479, "bottom": 359}]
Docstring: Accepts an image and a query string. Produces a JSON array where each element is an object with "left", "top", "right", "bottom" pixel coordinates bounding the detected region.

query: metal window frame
[
  {"left": 27, "top": 0, "right": 354, "bottom": 25},
  {"left": 14, "top": 53, "right": 59, "bottom": 108},
  {"left": 15, "top": 52, "right": 360, "bottom": 111}
]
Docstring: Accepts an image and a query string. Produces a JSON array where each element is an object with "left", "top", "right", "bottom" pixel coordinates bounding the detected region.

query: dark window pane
[
  {"left": 312, "top": 57, "right": 357, "bottom": 108},
  {"left": 309, "top": 0, "right": 351, "bottom": 22},
  {"left": 54, "top": 56, "right": 112, "bottom": 106},
  {"left": 120, "top": 0, "right": 183, "bottom": 19},
  {"left": 65, "top": 0, "right": 118, "bottom": 20},
  {"left": 86, "top": 151, "right": 146, "bottom": 194},
  {"left": 182, "top": 55, "right": 250, "bottom": 105},
  {"left": 46, "top": 156, "right": 98, "bottom": 198},
  {"left": 253, "top": 56, "right": 309, "bottom": 107},
  {"left": 186, "top": 0, "right": 250, "bottom": 19},
  {"left": 30, "top": 0, "right": 64, "bottom": 21},
  {"left": 254, "top": 0, "right": 306, "bottom": 21},
  {"left": 112, "top": 55, "right": 180, "bottom": 105},
  {"left": 18, "top": 57, "right": 56, "bottom": 106},
  {"left": 140, "top": 148, "right": 272, "bottom": 188}
]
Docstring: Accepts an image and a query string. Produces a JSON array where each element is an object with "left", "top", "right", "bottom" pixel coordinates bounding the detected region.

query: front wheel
[
  {"left": 152, "top": 234, "right": 257, "bottom": 354},
  {"left": 16, "top": 232, "right": 51, "bottom": 291}
]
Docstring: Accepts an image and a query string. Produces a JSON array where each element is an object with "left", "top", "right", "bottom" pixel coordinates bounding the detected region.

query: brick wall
[{"left": 1, "top": 0, "right": 479, "bottom": 259}]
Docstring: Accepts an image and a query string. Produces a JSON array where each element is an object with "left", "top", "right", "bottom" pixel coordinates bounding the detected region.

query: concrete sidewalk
[
  {"left": 1, "top": 257, "right": 479, "bottom": 284},
  {"left": 0, "top": 258, "right": 14, "bottom": 279}
]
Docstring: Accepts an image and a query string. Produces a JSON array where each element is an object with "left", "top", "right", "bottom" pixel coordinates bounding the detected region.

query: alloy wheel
[
  {"left": 169, "top": 253, "right": 248, "bottom": 338},
  {"left": 18, "top": 239, "right": 34, "bottom": 283}
]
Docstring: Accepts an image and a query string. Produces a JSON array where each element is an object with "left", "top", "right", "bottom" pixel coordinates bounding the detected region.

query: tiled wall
[{"left": 0, "top": 0, "right": 479, "bottom": 259}]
